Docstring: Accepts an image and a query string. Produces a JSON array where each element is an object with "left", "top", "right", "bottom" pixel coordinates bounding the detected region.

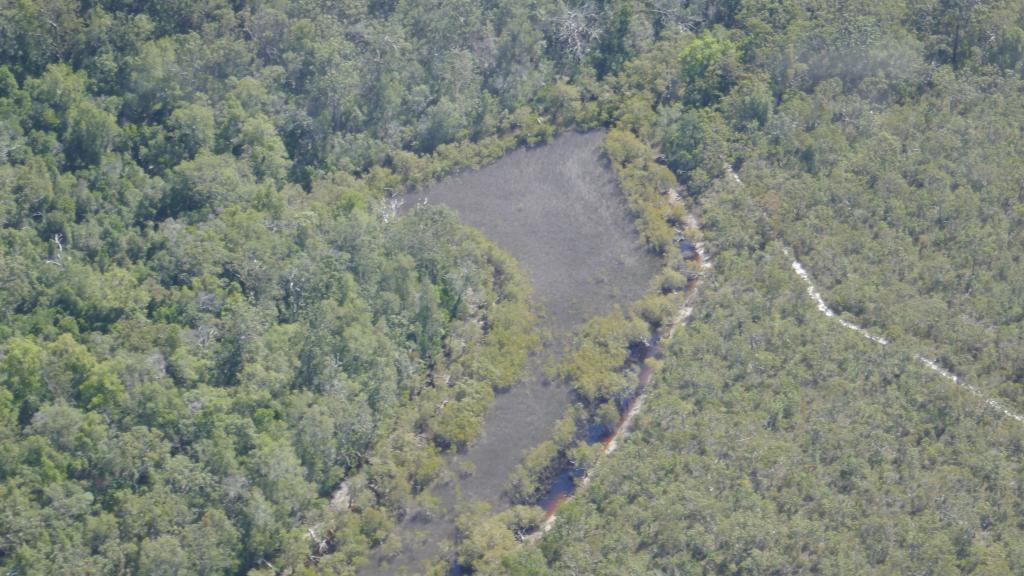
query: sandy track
[{"left": 725, "top": 167, "right": 1024, "bottom": 424}]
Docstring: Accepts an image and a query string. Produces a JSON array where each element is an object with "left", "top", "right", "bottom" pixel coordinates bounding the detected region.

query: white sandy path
[
  {"left": 725, "top": 167, "right": 1024, "bottom": 424},
  {"left": 786, "top": 249, "right": 1023, "bottom": 423},
  {"left": 534, "top": 161, "right": 1024, "bottom": 542}
]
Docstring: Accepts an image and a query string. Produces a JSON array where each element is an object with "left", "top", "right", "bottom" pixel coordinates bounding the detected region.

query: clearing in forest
[{"left": 373, "top": 130, "right": 662, "bottom": 573}]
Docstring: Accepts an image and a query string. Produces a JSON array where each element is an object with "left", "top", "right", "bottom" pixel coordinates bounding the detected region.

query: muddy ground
[{"left": 367, "top": 130, "right": 662, "bottom": 574}]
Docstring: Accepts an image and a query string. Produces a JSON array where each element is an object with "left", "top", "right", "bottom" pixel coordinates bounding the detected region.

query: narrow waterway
[{"left": 529, "top": 189, "right": 712, "bottom": 536}]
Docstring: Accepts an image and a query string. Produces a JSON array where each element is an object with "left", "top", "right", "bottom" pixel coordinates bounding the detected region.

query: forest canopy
[{"left": 1, "top": 0, "right": 1024, "bottom": 574}]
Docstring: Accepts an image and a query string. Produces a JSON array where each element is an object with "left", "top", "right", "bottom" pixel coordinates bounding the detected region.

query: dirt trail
[
  {"left": 787, "top": 249, "right": 1024, "bottom": 423},
  {"left": 726, "top": 168, "right": 1024, "bottom": 424}
]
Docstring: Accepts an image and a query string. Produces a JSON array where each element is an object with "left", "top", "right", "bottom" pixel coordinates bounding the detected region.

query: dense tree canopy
[
  {"left": 495, "top": 0, "right": 1024, "bottom": 573},
  {"left": 1, "top": 0, "right": 1023, "bottom": 573}
]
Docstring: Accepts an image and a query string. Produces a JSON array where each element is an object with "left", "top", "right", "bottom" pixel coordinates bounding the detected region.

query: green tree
[
  {"left": 679, "top": 28, "right": 739, "bottom": 106},
  {"left": 2, "top": 337, "right": 46, "bottom": 422},
  {"left": 64, "top": 100, "right": 119, "bottom": 168}
]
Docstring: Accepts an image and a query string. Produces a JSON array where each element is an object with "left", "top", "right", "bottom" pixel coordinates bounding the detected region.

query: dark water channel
[
  {"left": 533, "top": 254, "right": 707, "bottom": 520},
  {"left": 536, "top": 334, "right": 660, "bottom": 518},
  {"left": 365, "top": 131, "right": 662, "bottom": 574}
]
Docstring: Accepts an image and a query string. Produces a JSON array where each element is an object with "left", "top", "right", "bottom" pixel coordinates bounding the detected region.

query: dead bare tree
[
  {"left": 639, "top": 1, "right": 704, "bottom": 32},
  {"left": 45, "top": 233, "right": 66, "bottom": 268},
  {"left": 552, "top": 2, "right": 603, "bottom": 61},
  {"left": 378, "top": 189, "right": 404, "bottom": 223}
]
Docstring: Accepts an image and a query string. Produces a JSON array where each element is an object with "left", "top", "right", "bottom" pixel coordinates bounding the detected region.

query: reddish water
[
  {"left": 540, "top": 491, "right": 573, "bottom": 518},
  {"left": 533, "top": 341, "right": 656, "bottom": 517}
]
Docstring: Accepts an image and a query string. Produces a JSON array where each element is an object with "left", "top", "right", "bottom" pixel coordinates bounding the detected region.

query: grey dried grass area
[
  {"left": 421, "top": 130, "right": 659, "bottom": 334},
  {"left": 369, "top": 130, "right": 662, "bottom": 574}
]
